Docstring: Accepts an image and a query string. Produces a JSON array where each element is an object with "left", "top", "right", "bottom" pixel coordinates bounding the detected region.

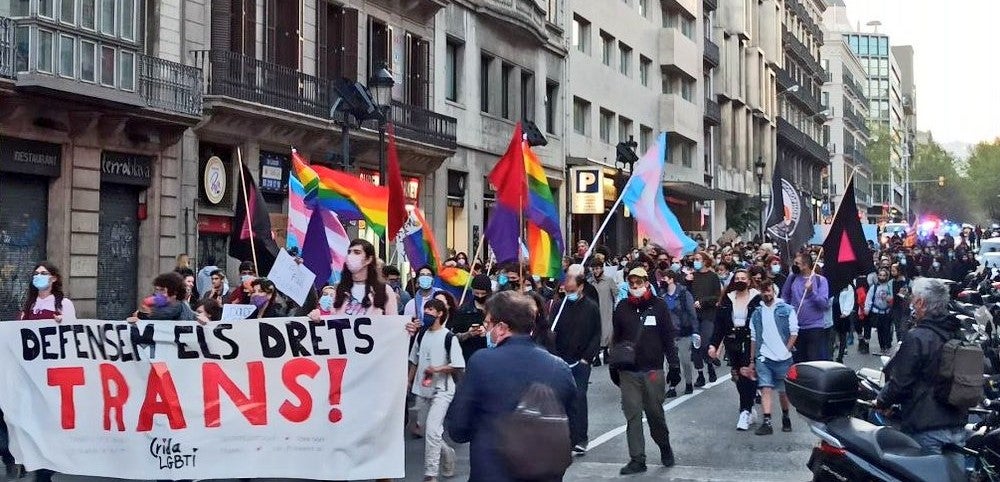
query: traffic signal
[{"left": 938, "top": 175, "right": 945, "bottom": 187}]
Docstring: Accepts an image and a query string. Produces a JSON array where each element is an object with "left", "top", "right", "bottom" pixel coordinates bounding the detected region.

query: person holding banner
[
  {"left": 332, "top": 239, "right": 397, "bottom": 316},
  {"left": 131, "top": 272, "right": 197, "bottom": 322},
  {"left": 246, "top": 278, "right": 283, "bottom": 319},
  {"left": 18, "top": 262, "right": 76, "bottom": 323}
]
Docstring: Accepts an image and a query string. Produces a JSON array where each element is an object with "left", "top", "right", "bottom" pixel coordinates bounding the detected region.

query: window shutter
[
  {"left": 317, "top": 2, "right": 328, "bottom": 78},
  {"left": 264, "top": 0, "right": 276, "bottom": 63},
  {"left": 211, "top": 0, "right": 231, "bottom": 52},
  {"left": 341, "top": 7, "right": 359, "bottom": 81},
  {"left": 242, "top": 0, "right": 255, "bottom": 55}
]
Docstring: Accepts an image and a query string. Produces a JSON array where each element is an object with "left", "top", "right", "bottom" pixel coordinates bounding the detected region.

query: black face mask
[
  {"left": 791, "top": 265, "right": 802, "bottom": 275},
  {"left": 474, "top": 295, "right": 488, "bottom": 304},
  {"left": 658, "top": 261, "right": 669, "bottom": 270},
  {"left": 731, "top": 281, "right": 748, "bottom": 292}
]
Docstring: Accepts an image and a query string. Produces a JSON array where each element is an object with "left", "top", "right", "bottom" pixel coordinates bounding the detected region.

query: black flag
[
  {"left": 764, "top": 159, "right": 814, "bottom": 261},
  {"left": 229, "top": 163, "right": 280, "bottom": 275},
  {"left": 822, "top": 176, "right": 875, "bottom": 295}
]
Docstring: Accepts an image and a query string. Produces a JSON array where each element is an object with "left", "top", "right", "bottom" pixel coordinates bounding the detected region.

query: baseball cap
[{"left": 627, "top": 267, "right": 649, "bottom": 279}]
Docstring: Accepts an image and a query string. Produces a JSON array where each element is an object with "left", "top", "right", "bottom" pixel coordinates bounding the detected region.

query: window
[
  {"left": 618, "top": 42, "right": 631, "bottom": 76},
  {"left": 599, "top": 109, "right": 614, "bottom": 143},
  {"left": 100, "top": 0, "right": 115, "bottom": 35},
  {"left": 821, "top": 92, "right": 829, "bottom": 108},
  {"left": 37, "top": 30, "right": 54, "bottom": 73},
  {"left": 618, "top": 116, "right": 633, "bottom": 142},
  {"left": 600, "top": 30, "right": 614, "bottom": 66},
  {"left": 879, "top": 37, "right": 888, "bottom": 56},
  {"left": 480, "top": 53, "right": 493, "bottom": 113},
  {"left": 120, "top": 0, "right": 135, "bottom": 40},
  {"left": 81, "top": 0, "right": 95, "bottom": 29},
  {"left": 639, "top": 56, "right": 650, "bottom": 86},
  {"left": 681, "top": 79, "right": 693, "bottom": 101},
  {"left": 39, "top": 0, "right": 54, "bottom": 18},
  {"left": 61, "top": 0, "right": 75, "bottom": 23},
  {"left": 80, "top": 39, "right": 96, "bottom": 81},
  {"left": 661, "top": 75, "right": 673, "bottom": 94},
  {"left": 119, "top": 50, "right": 134, "bottom": 91},
  {"left": 640, "top": 125, "right": 653, "bottom": 150},
  {"left": 573, "top": 97, "right": 590, "bottom": 135},
  {"left": 58, "top": 34, "right": 75, "bottom": 77},
  {"left": 11, "top": 0, "right": 29, "bottom": 16},
  {"left": 638, "top": 0, "right": 647, "bottom": 17},
  {"left": 368, "top": 19, "right": 391, "bottom": 77},
  {"left": 445, "top": 39, "right": 461, "bottom": 102},
  {"left": 545, "top": 81, "right": 558, "bottom": 134},
  {"left": 521, "top": 70, "right": 534, "bottom": 121},
  {"left": 100, "top": 45, "right": 115, "bottom": 86},
  {"left": 501, "top": 62, "right": 513, "bottom": 119},
  {"left": 680, "top": 16, "right": 694, "bottom": 39},
  {"left": 681, "top": 142, "right": 693, "bottom": 168},
  {"left": 572, "top": 15, "right": 590, "bottom": 54}
]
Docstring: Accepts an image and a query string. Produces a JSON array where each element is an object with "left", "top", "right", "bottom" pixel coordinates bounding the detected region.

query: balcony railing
[
  {"left": 788, "top": 83, "right": 823, "bottom": 116},
  {"left": 786, "top": 0, "right": 823, "bottom": 43},
  {"left": 782, "top": 29, "right": 823, "bottom": 75},
  {"left": 0, "top": 16, "right": 11, "bottom": 79},
  {"left": 139, "top": 55, "right": 203, "bottom": 117},
  {"left": 843, "top": 107, "right": 870, "bottom": 137},
  {"left": 842, "top": 72, "right": 867, "bottom": 104},
  {"left": 192, "top": 49, "right": 457, "bottom": 149},
  {"left": 703, "top": 37, "right": 720, "bottom": 67},
  {"left": 479, "top": 0, "right": 549, "bottom": 41},
  {"left": 703, "top": 0, "right": 718, "bottom": 11},
  {"left": 776, "top": 66, "right": 795, "bottom": 90},
  {"left": 777, "top": 117, "right": 829, "bottom": 164},
  {"left": 704, "top": 97, "right": 721, "bottom": 126}
]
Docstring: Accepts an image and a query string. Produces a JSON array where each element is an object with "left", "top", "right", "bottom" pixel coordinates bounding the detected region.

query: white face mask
[
  {"left": 629, "top": 286, "right": 648, "bottom": 298},
  {"left": 345, "top": 253, "right": 366, "bottom": 274}
]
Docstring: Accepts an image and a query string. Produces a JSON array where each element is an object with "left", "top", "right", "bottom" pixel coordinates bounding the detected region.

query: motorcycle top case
[{"left": 786, "top": 361, "right": 858, "bottom": 421}]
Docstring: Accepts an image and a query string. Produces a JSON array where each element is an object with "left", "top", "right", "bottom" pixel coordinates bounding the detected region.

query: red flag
[
  {"left": 485, "top": 123, "right": 527, "bottom": 263},
  {"left": 386, "top": 123, "right": 407, "bottom": 240}
]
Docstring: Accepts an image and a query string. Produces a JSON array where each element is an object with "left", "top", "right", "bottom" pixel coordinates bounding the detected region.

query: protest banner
[
  {"left": 219, "top": 304, "right": 255, "bottom": 321},
  {"left": 268, "top": 249, "right": 316, "bottom": 306},
  {"left": 0, "top": 316, "right": 408, "bottom": 480}
]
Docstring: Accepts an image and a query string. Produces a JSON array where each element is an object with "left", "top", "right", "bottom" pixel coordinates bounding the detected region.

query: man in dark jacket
[
  {"left": 446, "top": 291, "right": 575, "bottom": 482},
  {"left": 553, "top": 273, "right": 603, "bottom": 455},
  {"left": 877, "top": 277, "right": 969, "bottom": 460},
  {"left": 610, "top": 267, "right": 681, "bottom": 475}
]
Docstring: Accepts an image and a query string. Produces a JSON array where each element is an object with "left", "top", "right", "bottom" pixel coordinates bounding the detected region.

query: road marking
[{"left": 587, "top": 376, "right": 730, "bottom": 450}]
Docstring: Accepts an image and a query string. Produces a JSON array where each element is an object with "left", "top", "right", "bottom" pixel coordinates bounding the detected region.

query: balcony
[
  {"left": 703, "top": 0, "right": 718, "bottom": 11},
  {"left": 703, "top": 36, "right": 720, "bottom": 67},
  {"left": 659, "top": 94, "right": 702, "bottom": 142},
  {"left": 476, "top": 0, "right": 553, "bottom": 43},
  {"left": 785, "top": 0, "right": 822, "bottom": 43},
  {"left": 704, "top": 96, "right": 721, "bottom": 126},
  {"left": 777, "top": 117, "right": 829, "bottom": 164},
  {"left": 776, "top": 66, "right": 795, "bottom": 91},
  {"left": 0, "top": 16, "right": 11, "bottom": 80},
  {"left": 661, "top": 0, "right": 698, "bottom": 17},
  {"left": 660, "top": 28, "right": 699, "bottom": 79},
  {"left": 192, "top": 50, "right": 457, "bottom": 150},
  {"left": 782, "top": 29, "right": 823, "bottom": 75},
  {"left": 843, "top": 107, "right": 870, "bottom": 138},
  {"left": 7, "top": 18, "right": 201, "bottom": 119},
  {"left": 851, "top": 147, "right": 872, "bottom": 172},
  {"left": 787, "top": 82, "right": 823, "bottom": 116},
  {"left": 842, "top": 72, "right": 867, "bottom": 104}
]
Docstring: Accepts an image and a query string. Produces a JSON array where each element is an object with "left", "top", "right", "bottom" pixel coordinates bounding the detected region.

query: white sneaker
[
  {"left": 736, "top": 410, "right": 751, "bottom": 431},
  {"left": 441, "top": 445, "right": 456, "bottom": 477}
]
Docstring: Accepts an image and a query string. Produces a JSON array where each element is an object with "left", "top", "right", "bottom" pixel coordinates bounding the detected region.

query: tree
[
  {"left": 910, "top": 139, "right": 969, "bottom": 220},
  {"left": 865, "top": 123, "right": 893, "bottom": 183},
  {"left": 965, "top": 139, "right": 1000, "bottom": 222}
]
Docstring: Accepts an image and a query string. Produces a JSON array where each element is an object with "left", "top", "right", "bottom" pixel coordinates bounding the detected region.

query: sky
[{"left": 841, "top": 0, "right": 1000, "bottom": 145}]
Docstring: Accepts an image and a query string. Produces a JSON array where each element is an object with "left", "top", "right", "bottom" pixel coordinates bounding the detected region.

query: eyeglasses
[{"left": 34, "top": 271, "right": 50, "bottom": 276}]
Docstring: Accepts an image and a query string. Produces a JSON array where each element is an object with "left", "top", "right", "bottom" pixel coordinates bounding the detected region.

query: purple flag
[{"left": 301, "top": 209, "right": 333, "bottom": 290}]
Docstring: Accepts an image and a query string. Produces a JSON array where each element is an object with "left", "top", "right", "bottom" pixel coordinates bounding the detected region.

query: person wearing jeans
[
  {"left": 661, "top": 270, "right": 700, "bottom": 396},
  {"left": 749, "top": 279, "right": 799, "bottom": 435},
  {"left": 553, "top": 273, "right": 603, "bottom": 455},
  {"left": 709, "top": 270, "right": 761, "bottom": 431},
  {"left": 864, "top": 268, "right": 894, "bottom": 354},
  {"left": 780, "top": 253, "right": 829, "bottom": 362}
]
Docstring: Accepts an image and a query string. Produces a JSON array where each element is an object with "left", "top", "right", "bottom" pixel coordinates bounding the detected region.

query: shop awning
[{"left": 663, "top": 181, "right": 737, "bottom": 201}]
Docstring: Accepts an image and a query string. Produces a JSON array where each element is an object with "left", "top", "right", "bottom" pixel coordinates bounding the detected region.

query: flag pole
[
  {"left": 796, "top": 246, "right": 824, "bottom": 315},
  {"left": 236, "top": 147, "right": 260, "bottom": 273},
  {"left": 458, "top": 233, "right": 487, "bottom": 307},
  {"left": 551, "top": 176, "right": 634, "bottom": 330}
]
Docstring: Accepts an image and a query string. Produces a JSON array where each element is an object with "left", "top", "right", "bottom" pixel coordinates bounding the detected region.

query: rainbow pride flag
[
  {"left": 290, "top": 151, "right": 389, "bottom": 237},
  {"left": 523, "top": 143, "right": 564, "bottom": 278},
  {"left": 436, "top": 266, "right": 471, "bottom": 298},
  {"left": 399, "top": 207, "right": 442, "bottom": 272}
]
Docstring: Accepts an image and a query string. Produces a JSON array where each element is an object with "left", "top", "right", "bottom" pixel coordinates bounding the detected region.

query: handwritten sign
[
  {"left": 0, "top": 316, "right": 408, "bottom": 480},
  {"left": 267, "top": 249, "right": 316, "bottom": 306},
  {"left": 220, "top": 304, "right": 256, "bottom": 321}
]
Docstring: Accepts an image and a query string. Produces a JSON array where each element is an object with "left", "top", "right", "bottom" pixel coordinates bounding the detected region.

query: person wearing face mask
[
  {"left": 404, "top": 265, "right": 442, "bottom": 324},
  {"left": 779, "top": 252, "right": 830, "bottom": 362},
  {"left": 408, "top": 299, "right": 464, "bottom": 482},
  {"left": 689, "top": 251, "right": 722, "bottom": 386},
  {"left": 662, "top": 270, "right": 699, "bottom": 397},
  {"left": 588, "top": 256, "right": 619, "bottom": 366},
  {"left": 246, "top": 278, "right": 282, "bottom": 319},
  {"left": 748, "top": 280, "right": 798, "bottom": 435},
  {"left": 454, "top": 252, "right": 469, "bottom": 269},
  {"left": 608, "top": 267, "right": 681, "bottom": 475},
  {"left": 333, "top": 239, "right": 398, "bottom": 317},
  {"left": 132, "top": 272, "right": 198, "bottom": 322},
  {"left": 497, "top": 263, "right": 523, "bottom": 292},
  {"left": 226, "top": 261, "right": 258, "bottom": 305},
  {"left": 926, "top": 257, "right": 946, "bottom": 277},
  {"left": 446, "top": 291, "right": 576, "bottom": 482},
  {"left": 454, "top": 275, "right": 491, "bottom": 359},
  {"left": 307, "top": 286, "right": 337, "bottom": 322},
  {"left": 890, "top": 263, "right": 912, "bottom": 339},
  {"left": 553, "top": 273, "right": 603, "bottom": 455},
  {"left": 19, "top": 262, "right": 76, "bottom": 323},
  {"left": 863, "top": 268, "right": 894, "bottom": 355},
  {"left": 768, "top": 257, "right": 787, "bottom": 289},
  {"left": 716, "top": 262, "right": 734, "bottom": 290},
  {"left": 709, "top": 269, "right": 761, "bottom": 431},
  {"left": 383, "top": 265, "right": 411, "bottom": 316}
]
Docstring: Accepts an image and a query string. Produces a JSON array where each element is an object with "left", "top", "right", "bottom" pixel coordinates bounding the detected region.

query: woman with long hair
[
  {"left": 19, "top": 262, "right": 76, "bottom": 322},
  {"left": 333, "top": 239, "right": 397, "bottom": 316},
  {"left": 708, "top": 269, "right": 761, "bottom": 431}
]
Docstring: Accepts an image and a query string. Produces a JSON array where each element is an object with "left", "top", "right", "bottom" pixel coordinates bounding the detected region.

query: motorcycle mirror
[{"left": 880, "top": 355, "right": 890, "bottom": 367}]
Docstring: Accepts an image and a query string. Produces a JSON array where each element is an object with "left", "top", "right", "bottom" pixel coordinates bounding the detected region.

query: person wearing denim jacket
[{"left": 749, "top": 280, "right": 799, "bottom": 435}]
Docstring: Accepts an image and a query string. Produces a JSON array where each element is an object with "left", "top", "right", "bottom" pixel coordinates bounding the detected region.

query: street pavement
[{"left": 2, "top": 341, "right": 879, "bottom": 482}]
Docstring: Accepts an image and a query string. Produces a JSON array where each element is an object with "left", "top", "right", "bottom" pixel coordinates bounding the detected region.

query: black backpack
[
  {"left": 415, "top": 328, "right": 464, "bottom": 385},
  {"left": 495, "top": 382, "right": 572, "bottom": 479},
  {"left": 931, "top": 327, "right": 985, "bottom": 409}
]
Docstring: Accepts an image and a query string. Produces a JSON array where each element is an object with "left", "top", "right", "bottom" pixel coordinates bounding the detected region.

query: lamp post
[
  {"left": 615, "top": 135, "right": 639, "bottom": 251},
  {"left": 368, "top": 63, "right": 395, "bottom": 187},
  {"left": 754, "top": 156, "right": 766, "bottom": 240}
]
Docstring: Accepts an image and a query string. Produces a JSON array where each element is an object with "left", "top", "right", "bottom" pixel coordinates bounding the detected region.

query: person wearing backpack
[
  {"left": 446, "top": 291, "right": 576, "bottom": 482},
  {"left": 408, "top": 299, "right": 465, "bottom": 482},
  {"left": 876, "top": 277, "right": 974, "bottom": 463}
]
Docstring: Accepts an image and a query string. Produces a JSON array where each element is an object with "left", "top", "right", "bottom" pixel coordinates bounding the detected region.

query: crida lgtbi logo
[{"left": 149, "top": 437, "right": 198, "bottom": 469}]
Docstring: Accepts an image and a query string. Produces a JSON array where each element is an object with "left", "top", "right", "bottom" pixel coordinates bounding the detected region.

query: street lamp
[
  {"left": 754, "top": 156, "right": 766, "bottom": 240},
  {"left": 367, "top": 62, "right": 396, "bottom": 188}
]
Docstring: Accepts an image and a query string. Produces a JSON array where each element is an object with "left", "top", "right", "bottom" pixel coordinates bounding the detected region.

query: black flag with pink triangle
[{"left": 822, "top": 176, "right": 875, "bottom": 295}]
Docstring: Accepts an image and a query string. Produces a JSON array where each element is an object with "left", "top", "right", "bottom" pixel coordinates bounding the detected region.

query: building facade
[
  {"left": 776, "top": 0, "right": 829, "bottom": 223},
  {"left": 712, "top": 0, "right": 782, "bottom": 240},
  {"left": 0, "top": 2, "right": 201, "bottom": 319},
  {"left": 433, "top": 0, "right": 567, "bottom": 259}
]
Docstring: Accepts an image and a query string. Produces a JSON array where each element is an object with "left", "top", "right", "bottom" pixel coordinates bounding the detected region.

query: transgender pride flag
[
  {"left": 287, "top": 150, "right": 350, "bottom": 288},
  {"left": 622, "top": 133, "right": 698, "bottom": 258}
]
